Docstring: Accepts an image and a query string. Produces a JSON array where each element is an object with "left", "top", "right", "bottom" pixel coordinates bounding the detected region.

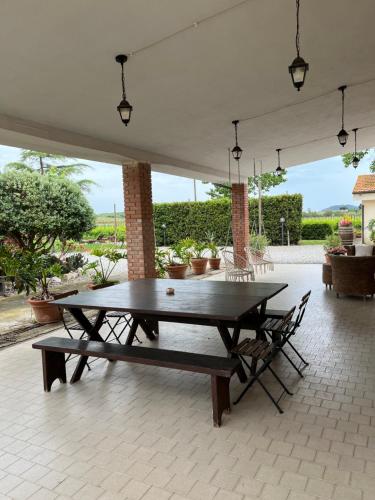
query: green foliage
[
  {"left": 0, "top": 170, "right": 95, "bottom": 252},
  {"left": 3, "top": 251, "right": 63, "bottom": 299},
  {"left": 342, "top": 149, "right": 375, "bottom": 172},
  {"left": 83, "top": 248, "right": 126, "bottom": 285},
  {"left": 205, "top": 171, "right": 287, "bottom": 199},
  {"left": 3, "top": 150, "right": 97, "bottom": 192},
  {"left": 207, "top": 242, "right": 219, "bottom": 258},
  {"left": 153, "top": 194, "right": 302, "bottom": 246},
  {"left": 249, "top": 234, "right": 269, "bottom": 252},
  {"left": 303, "top": 216, "right": 362, "bottom": 231},
  {"left": 323, "top": 233, "right": 341, "bottom": 252},
  {"left": 190, "top": 241, "right": 208, "bottom": 259},
  {"left": 155, "top": 248, "right": 168, "bottom": 278},
  {"left": 83, "top": 225, "right": 126, "bottom": 242},
  {"left": 301, "top": 222, "right": 333, "bottom": 240},
  {"left": 368, "top": 219, "right": 375, "bottom": 242}
]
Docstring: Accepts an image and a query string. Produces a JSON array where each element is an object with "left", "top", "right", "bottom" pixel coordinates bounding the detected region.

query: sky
[{"left": 0, "top": 144, "right": 372, "bottom": 213}]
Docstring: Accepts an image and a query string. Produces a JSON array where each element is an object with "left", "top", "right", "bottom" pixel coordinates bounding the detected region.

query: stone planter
[
  {"left": 208, "top": 257, "right": 221, "bottom": 270},
  {"left": 191, "top": 258, "right": 208, "bottom": 275},
  {"left": 339, "top": 225, "right": 354, "bottom": 245},
  {"left": 28, "top": 298, "right": 62, "bottom": 324},
  {"left": 166, "top": 264, "right": 188, "bottom": 279},
  {"left": 87, "top": 280, "right": 119, "bottom": 290},
  {"left": 28, "top": 289, "right": 79, "bottom": 324}
]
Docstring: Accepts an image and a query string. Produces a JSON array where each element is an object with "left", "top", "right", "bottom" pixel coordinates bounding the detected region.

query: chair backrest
[
  {"left": 279, "top": 306, "right": 296, "bottom": 331},
  {"left": 222, "top": 249, "right": 249, "bottom": 271},
  {"left": 295, "top": 290, "right": 311, "bottom": 327}
]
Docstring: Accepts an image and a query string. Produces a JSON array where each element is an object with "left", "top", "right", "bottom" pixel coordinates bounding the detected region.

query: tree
[
  {"left": 342, "top": 150, "right": 375, "bottom": 172},
  {"left": 0, "top": 170, "right": 95, "bottom": 252},
  {"left": 205, "top": 171, "right": 287, "bottom": 199},
  {"left": 3, "top": 150, "right": 97, "bottom": 192}
]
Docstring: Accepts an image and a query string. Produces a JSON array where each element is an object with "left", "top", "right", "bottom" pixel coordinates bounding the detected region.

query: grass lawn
[{"left": 299, "top": 240, "right": 325, "bottom": 245}]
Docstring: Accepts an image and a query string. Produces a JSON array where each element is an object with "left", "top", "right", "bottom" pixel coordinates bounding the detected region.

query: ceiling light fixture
[
  {"left": 289, "top": 0, "right": 309, "bottom": 91},
  {"left": 275, "top": 148, "right": 285, "bottom": 176},
  {"left": 115, "top": 54, "right": 133, "bottom": 126},
  {"left": 352, "top": 128, "right": 360, "bottom": 169},
  {"left": 231, "top": 120, "right": 243, "bottom": 162},
  {"left": 337, "top": 85, "right": 349, "bottom": 146}
]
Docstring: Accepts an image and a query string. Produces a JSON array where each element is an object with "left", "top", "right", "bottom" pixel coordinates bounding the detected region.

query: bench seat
[{"left": 32, "top": 337, "right": 240, "bottom": 427}]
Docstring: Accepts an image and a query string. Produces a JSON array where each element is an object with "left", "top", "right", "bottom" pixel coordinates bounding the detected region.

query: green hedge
[
  {"left": 153, "top": 194, "right": 302, "bottom": 246},
  {"left": 301, "top": 222, "right": 333, "bottom": 240}
]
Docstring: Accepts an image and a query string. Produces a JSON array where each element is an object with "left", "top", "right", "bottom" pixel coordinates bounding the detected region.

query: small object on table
[
  {"left": 322, "top": 263, "right": 332, "bottom": 290},
  {"left": 166, "top": 287, "right": 175, "bottom": 295}
]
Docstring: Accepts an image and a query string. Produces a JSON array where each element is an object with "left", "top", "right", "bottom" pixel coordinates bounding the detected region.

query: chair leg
[
  {"left": 285, "top": 338, "right": 309, "bottom": 365},
  {"left": 42, "top": 351, "right": 66, "bottom": 392},
  {"left": 233, "top": 375, "right": 258, "bottom": 405},
  {"left": 268, "top": 365, "right": 293, "bottom": 395},
  {"left": 279, "top": 348, "right": 304, "bottom": 378},
  {"left": 256, "top": 378, "right": 284, "bottom": 414},
  {"left": 211, "top": 376, "right": 231, "bottom": 427}
]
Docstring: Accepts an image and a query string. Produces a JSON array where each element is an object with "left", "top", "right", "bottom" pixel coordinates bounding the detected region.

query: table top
[{"left": 53, "top": 279, "right": 288, "bottom": 322}]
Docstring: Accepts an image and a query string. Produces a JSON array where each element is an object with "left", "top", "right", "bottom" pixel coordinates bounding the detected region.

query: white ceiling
[{"left": 0, "top": 0, "right": 375, "bottom": 182}]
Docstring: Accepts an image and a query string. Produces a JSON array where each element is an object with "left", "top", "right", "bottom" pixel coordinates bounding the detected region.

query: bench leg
[
  {"left": 42, "top": 351, "right": 66, "bottom": 392},
  {"left": 211, "top": 376, "right": 231, "bottom": 427}
]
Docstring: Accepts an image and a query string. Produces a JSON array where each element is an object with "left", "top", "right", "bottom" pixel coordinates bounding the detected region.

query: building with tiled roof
[{"left": 353, "top": 174, "right": 375, "bottom": 243}]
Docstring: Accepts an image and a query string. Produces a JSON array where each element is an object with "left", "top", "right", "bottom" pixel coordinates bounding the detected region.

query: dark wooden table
[{"left": 53, "top": 279, "right": 287, "bottom": 383}]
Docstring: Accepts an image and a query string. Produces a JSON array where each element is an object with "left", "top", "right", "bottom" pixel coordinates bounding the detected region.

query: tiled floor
[{"left": 0, "top": 264, "right": 374, "bottom": 499}]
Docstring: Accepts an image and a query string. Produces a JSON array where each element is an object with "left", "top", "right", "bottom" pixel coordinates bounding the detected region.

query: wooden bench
[{"left": 32, "top": 337, "right": 240, "bottom": 427}]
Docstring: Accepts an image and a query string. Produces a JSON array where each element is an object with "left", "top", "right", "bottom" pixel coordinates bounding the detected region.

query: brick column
[
  {"left": 123, "top": 162, "right": 156, "bottom": 280},
  {"left": 231, "top": 182, "right": 249, "bottom": 262}
]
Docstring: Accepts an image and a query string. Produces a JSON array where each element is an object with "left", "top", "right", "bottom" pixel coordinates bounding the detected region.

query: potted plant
[
  {"left": 190, "top": 241, "right": 209, "bottom": 275},
  {"left": 155, "top": 247, "right": 168, "bottom": 278},
  {"left": 325, "top": 245, "right": 347, "bottom": 264},
  {"left": 165, "top": 241, "right": 191, "bottom": 279},
  {"left": 84, "top": 248, "right": 126, "bottom": 289},
  {"left": 338, "top": 218, "right": 354, "bottom": 245},
  {"left": 249, "top": 234, "right": 269, "bottom": 259},
  {"left": 323, "top": 234, "right": 341, "bottom": 264},
  {"left": 207, "top": 242, "right": 221, "bottom": 270}
]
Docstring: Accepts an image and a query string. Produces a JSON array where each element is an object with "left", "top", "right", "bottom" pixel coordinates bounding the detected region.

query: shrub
[
  {"left": 153, "top": 194, "right": 302, "bottom": 246},
  {"left": 301, "top": 222, "right": 333, "bottom": 240},
  {"left": 0, "top": 170, "right": 94, "bottom": 252},
  {"left": 83, "top": 225, "right": 126, "bottom": 242}
]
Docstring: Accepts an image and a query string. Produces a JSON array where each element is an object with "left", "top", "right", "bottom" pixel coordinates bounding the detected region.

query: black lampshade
[
  {"left": 117, "top": 98, "right": 133, "bottom": 126},
  {"left": 289, "top": 56, "right": 309, "bottom": 91},
  {"left": 352, "top": 156, "right": 360, "bottom": 169},
  {"left": 337, "top": 128, "right": 349, "bottom": 147}
]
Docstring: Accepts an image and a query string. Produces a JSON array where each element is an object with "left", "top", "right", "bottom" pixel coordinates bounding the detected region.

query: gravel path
[{"left": 267, "top": 245, "right": 325, "bottom": 264}]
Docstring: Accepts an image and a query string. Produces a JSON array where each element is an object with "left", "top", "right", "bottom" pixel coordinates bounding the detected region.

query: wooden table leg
[
  {"left": 125, "top": 318, "right": 140, "bottom": 345},
  {"left": 69, "top": 309, "right": 106, "bottom": 384},
  {"left": 217, "top": 323, "right": 247, "bottom": 383}
]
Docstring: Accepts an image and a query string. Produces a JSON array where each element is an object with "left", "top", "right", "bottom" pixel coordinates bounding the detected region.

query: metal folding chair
[
  {"left": 105, "top": 311, "right": 140, "bottom": 343},
  {"left": 261, "top": 291, "right": 311, "bottom": 377},
  {"left": 232, "top": 307, "right": 296, "bottom": 413}
]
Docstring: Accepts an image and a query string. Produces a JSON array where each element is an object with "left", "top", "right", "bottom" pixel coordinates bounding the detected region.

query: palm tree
[{"left": 3, "top": 150, "right": 97, "bottom": 192}]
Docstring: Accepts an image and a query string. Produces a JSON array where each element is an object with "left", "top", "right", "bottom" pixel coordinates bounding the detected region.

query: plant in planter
[
  {"left": 84, "top": 248, "right": 126, "bottom": 289},
  {"left": 338, "top": 217, "right": 354, "bottom": 245},
  {"left": 249, "top": 234, "right": 269, "bottom": 258},
  {"left": 165, "top": 241, "right": 191, "bottom": 279},
  {"left": 190, "top": 241, "right": 209, "bottom": 275},
  {"left": 8, "top": 252, "right": 65, "bottom": 324},
  {"left": 368, "top": 219, "right": 375, "bottom": 243},
  {"left": 155, "top": 247, "right": 168, "bottom": 278},
  {"left": 323, "top": 234, "right": 341, "bottom": 264},
  {"left": 207, "top": 242, "right": 221, "bottom": 270}
]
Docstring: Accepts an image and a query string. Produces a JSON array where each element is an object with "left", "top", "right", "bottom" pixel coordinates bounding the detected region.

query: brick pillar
[
  {"left": 123, "top": 162, "right": 156, "bottom": 280},
  {"left": 231, "top": 182, "right": 249, "bottom": 262}
]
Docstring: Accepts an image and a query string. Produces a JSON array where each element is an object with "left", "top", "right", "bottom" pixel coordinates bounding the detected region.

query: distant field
[{"left": 95, "top": 214, "right": 124, "bottom": 225}]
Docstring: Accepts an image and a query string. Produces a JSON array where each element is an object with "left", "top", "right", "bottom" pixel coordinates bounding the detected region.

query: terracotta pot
[
  {"left": 339, "top": 225, "right": 354, "bottom": 245},
  {"left": 191, "top": 258, "right": 208, "bottom": 275},
  {"left": 28, "top": 298, "right": 62, "bottom": 324},
  {"left": 209, "top": 257, "right": 221, "bottom": 270},
  {"left": 166, "top": 264, "right": 188, "bottom": 279},
  {"left": 87, "top": 280, "right": 119, "bottom": 290},
  {"left": 325, "top": 254, "right": 331, "bottom": 265}
]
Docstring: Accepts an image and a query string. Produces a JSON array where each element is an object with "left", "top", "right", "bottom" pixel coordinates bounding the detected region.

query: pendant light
[
  {"left": 275, "top": 148, "right": 285, "bottom": 176},
  {"left": 352, "top": 128, "right": 360, "bottom": 169},
  {"left": 288, "top": 0, "right": 309, "bottom": 91},
  {"left": 337, "top": 85, "right": 349, "bottom": 146},
  {"left": 231, "top": 120, "right": 243, "bottom": 162},
  {"left": 115, "top": 54, "right": 133, "bottom": 126}
]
